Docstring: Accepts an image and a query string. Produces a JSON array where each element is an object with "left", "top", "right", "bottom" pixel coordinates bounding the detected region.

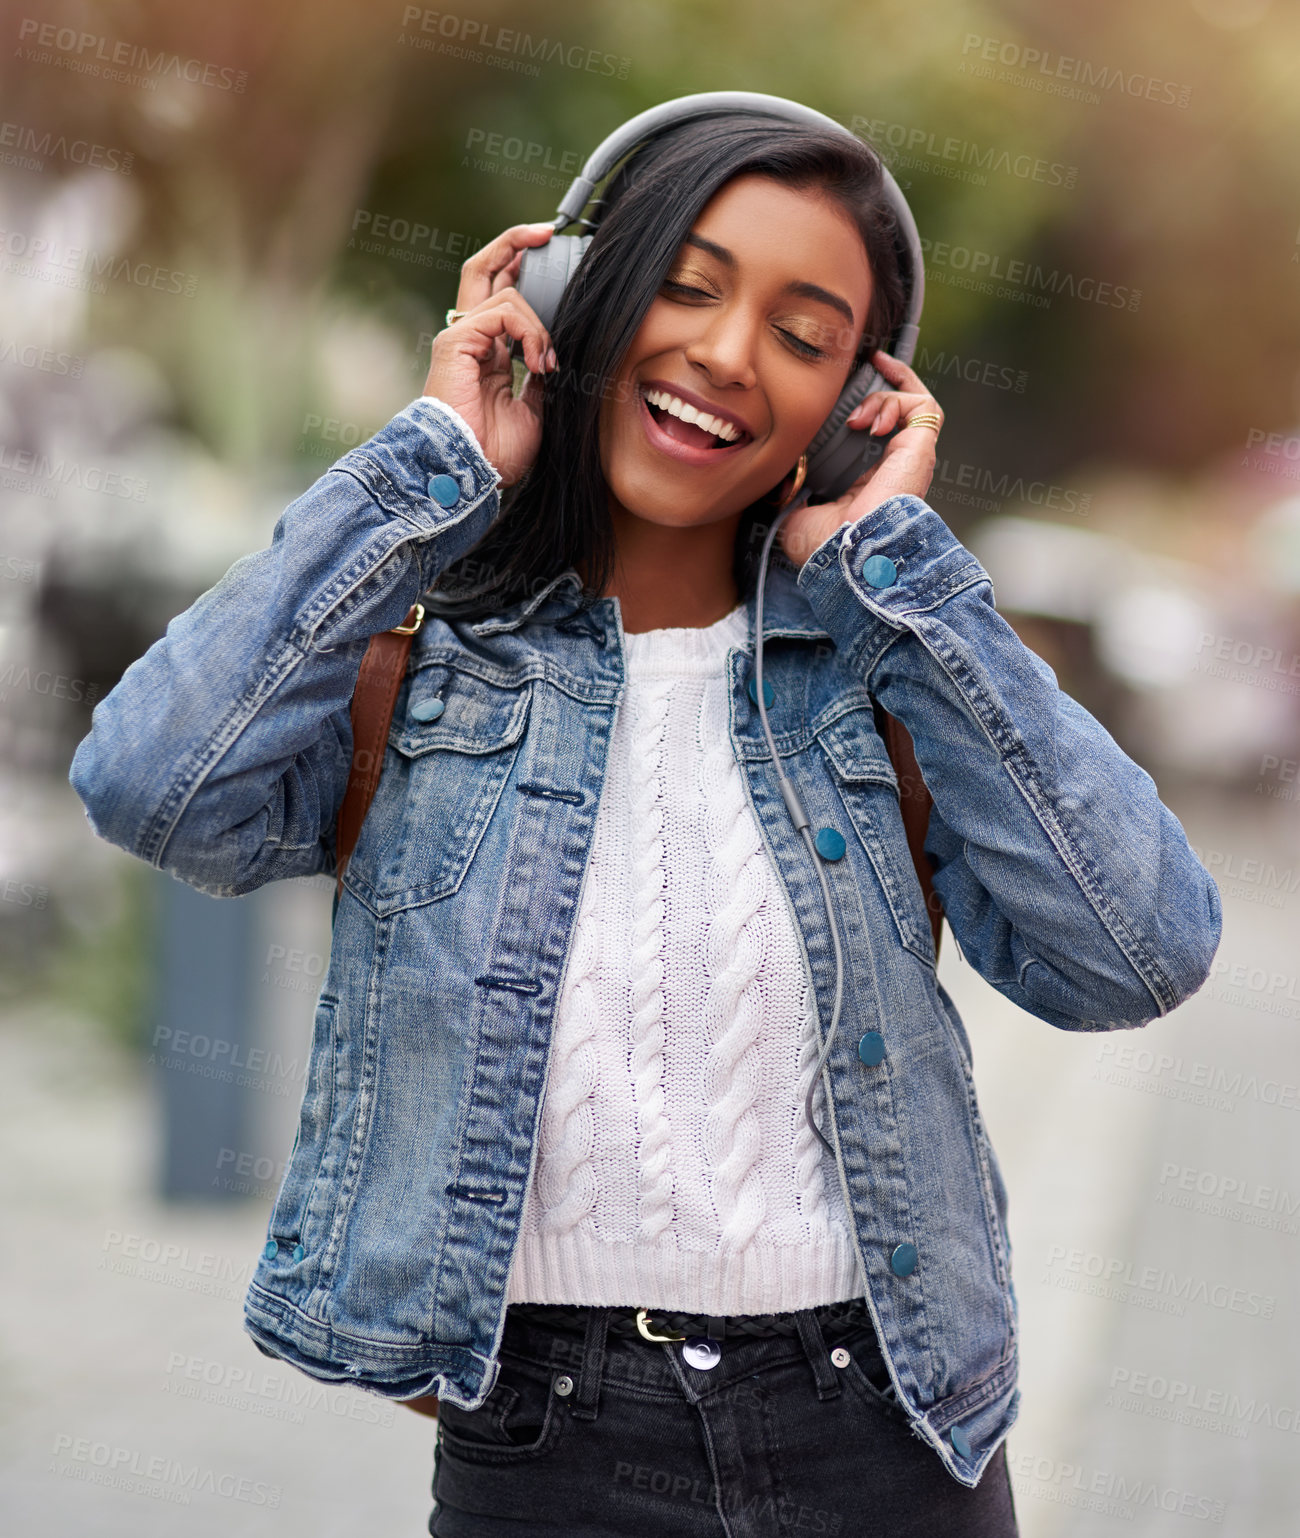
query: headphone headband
[{"left": 555, "top": 92, "right": 860, "bottom": 223}]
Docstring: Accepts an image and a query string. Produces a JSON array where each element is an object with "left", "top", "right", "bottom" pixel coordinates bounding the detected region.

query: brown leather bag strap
[
  {"left": 879, "top": 708, "right": 944, "bottom": 959},
  {"left": 335, "top": 603, "right": 424, "bottom": 901}
]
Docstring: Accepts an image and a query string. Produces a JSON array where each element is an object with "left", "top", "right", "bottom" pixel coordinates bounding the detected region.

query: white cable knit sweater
[{"left": 505, "top": 600, "right": 864, "bottom": 1316}]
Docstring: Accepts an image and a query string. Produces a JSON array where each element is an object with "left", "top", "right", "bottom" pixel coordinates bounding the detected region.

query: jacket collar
[{"left": 467, "top": 556, "right": 831, "bottom": 648}]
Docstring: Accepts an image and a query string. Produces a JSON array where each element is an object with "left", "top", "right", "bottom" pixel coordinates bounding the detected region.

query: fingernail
[{"left": 546, "top": 347, "right": 557, "bottom": 370}]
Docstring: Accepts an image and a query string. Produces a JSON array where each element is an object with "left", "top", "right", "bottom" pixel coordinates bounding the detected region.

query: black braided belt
[{"left": 509, "top": 1296, "right": 870, "bottom": 1341}]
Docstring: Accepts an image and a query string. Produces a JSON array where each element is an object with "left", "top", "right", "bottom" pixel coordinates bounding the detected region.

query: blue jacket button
[
  {"left": 858, "top": 1030, "right": 885, "bottom": 1066},
  {"left": 862, "top": 554, "right": 897, "bottom": 588},
  {"left": 410, "top": 697, "right": 445, "bottom": 722},
  {"left": 746, "top": 675, "right": 775, "bottom": 708},
  {"left": 428, "top": 473, "right": 461, "bottom": 507},
  {"left": 890, "top": 1242, "right": 918, "bottom": 1277},
  {"left": 264, "top": 1241, "right": 278, "bottom": 1260},
  {"left": 950, "top": 1423, "right": 972, "bottom": 1459},
  {"left": 814, "top": 826, "right": 846, "bottom": 861},
  {"left": 292, "top": 1244, "right": 306, "bottom": 1263}
]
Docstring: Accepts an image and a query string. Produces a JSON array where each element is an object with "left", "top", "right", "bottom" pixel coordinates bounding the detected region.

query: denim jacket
[{"left": 69, "top": 397, "right": 1221, "bottom": 1488}]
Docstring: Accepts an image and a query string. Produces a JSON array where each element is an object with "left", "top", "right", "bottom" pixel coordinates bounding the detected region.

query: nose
[{"left": 682, "top": 299, "right": 759, "bottom": 392}]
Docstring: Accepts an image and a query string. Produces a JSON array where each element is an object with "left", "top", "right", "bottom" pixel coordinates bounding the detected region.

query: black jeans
[{"left": 429, "top": 1299, "right": 1019, "bottom": 1536}]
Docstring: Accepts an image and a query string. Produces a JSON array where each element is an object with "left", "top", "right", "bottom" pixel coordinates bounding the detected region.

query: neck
[{"left": 586, "top": 499, "right": 743, "bottom": 634}]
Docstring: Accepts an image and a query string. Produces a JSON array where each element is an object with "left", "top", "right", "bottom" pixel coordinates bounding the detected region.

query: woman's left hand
[{"left": 777, "top": 350, "right": 944, "bottom": 569}]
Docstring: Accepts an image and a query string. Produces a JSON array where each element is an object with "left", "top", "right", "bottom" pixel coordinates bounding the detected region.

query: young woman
[{"left": 70, "top": 105, "right": 1221, "bottom": 1537}]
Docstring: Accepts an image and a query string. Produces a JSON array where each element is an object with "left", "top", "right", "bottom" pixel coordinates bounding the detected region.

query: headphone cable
[{"left": 752, "top": 499, "right": 844, "bottom": 1159}]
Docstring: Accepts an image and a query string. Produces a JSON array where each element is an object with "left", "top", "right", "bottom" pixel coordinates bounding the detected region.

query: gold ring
[
  {"left": 903, "top": 412, "right": 943, "bottom": 433},
  {"left": 444, "top": 308, "right": 469, "bottom": 328}
]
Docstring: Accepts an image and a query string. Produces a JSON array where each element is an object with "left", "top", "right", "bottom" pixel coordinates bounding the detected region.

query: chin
[{"left": 605, "top": 467, "right": 750, "bottom": 528}]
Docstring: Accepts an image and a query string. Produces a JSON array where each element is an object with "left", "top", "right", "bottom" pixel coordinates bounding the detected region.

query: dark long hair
[{"left": 425, "top": 113, "right": 908, "bottom": 624}]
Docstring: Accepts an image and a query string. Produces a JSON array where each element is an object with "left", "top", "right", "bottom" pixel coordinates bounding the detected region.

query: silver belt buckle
[{"left": 634, "top": 1308, "right": 723, "bottom": 1370}]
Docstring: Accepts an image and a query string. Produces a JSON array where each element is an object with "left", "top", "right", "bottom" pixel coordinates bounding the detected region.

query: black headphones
[{"left": 514, "top": 90, "right": 926, "bottom": 502}]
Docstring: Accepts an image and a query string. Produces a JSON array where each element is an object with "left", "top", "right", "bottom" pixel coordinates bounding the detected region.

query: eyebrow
[{"left": 681, "top": 232, "right": 858, "bottom": 328}]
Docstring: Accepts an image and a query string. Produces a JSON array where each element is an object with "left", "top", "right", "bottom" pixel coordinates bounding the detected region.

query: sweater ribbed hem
[{"left": 505, "top": 1222, "right": 864, "bottom": 1314}]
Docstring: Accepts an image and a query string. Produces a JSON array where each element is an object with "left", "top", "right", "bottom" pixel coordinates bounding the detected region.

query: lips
[{"left": 635, "top": 381, "right": 755, "bottom": 468}]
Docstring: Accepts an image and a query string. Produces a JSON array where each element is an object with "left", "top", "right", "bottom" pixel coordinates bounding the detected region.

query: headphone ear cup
[
  {"left": 516, "top": 233, "right": 593, "bottom": 334},
  {"left": 803, "top": 362, "right": 887, "bottom": 502}
]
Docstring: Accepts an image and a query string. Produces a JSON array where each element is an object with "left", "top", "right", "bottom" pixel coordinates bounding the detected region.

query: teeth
[{"left": 644, "top": 387, "right": 742, "bottom": 443}]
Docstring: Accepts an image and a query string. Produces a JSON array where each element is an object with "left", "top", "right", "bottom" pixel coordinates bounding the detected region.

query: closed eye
[
  {"left": 661, "top": 278, "right": 830, "bottom": 362},
  {"left": 779, "top": 329, "right": 827, "bottom": 360}
]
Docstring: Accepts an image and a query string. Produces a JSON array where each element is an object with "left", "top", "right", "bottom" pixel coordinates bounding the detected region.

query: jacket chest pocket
[
  {"left": 341, "top": 664, "right": 531, "bottom": 916},
  {"left": 815, "top": 710, "right": 935, "bottom": 967}
]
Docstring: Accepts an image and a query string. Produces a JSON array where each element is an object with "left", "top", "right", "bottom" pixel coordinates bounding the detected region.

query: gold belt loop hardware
[
  {"left": 390, "top": 602, "right": 425, "bottom": 636},
  {"left": 635, "top": 1308, "right": 687, "bottom": 1343}
]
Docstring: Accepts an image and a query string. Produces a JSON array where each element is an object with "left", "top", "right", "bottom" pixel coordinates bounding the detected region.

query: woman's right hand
[{"left": 422, "top": 222, "right": 559, "bottom": 485}]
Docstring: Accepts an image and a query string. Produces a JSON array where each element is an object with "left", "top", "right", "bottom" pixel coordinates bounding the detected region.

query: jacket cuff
[
  {"left": 324, "top": 397, "right": 502, "bottom": 580},
  {"left": 418, "top": 395, "right": 491, "bottom": 463},
  {"left": 795, "top": 494, "right": 990, "bottom": 668}
]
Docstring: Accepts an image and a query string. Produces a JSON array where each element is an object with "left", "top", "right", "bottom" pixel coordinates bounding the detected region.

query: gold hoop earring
[{"left": 775, "top": 452, "right": 808, "bottom": 511}]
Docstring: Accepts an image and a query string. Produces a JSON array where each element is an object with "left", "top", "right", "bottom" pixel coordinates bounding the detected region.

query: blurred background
[{"left": 1, "top": 0, "right": 1297, "bottom": 1531}]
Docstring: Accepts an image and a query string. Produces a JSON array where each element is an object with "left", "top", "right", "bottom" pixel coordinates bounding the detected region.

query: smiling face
[{"left": 598, "top": 172, "right": 874, "bottom": 535}]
